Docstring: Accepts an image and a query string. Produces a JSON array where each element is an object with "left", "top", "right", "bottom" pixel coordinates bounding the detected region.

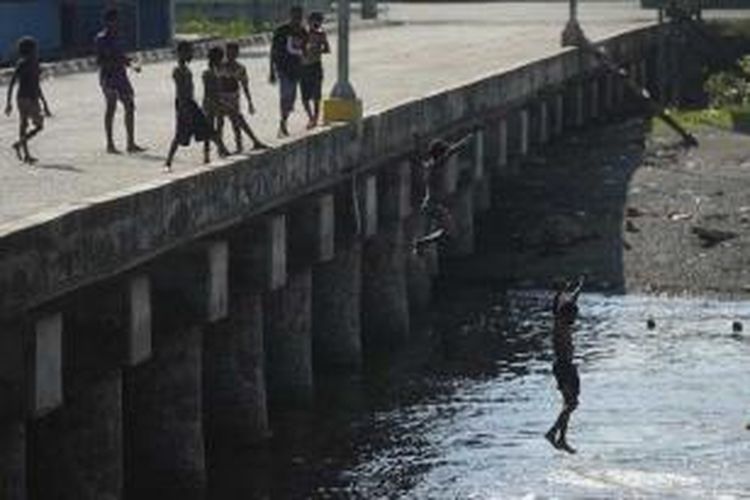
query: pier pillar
[
  {"left": 204, "top": 236, "right": 269, "bottom": 450},
  {"left": 554, "top": 93, "right": 564, "bottom": 137},
  {"left": 474, "top": 129, "right": 491, "bottom": 212},
  {"left": 574, "top": 82, "right": 585, "bottom": 127},
  {"left": 519, "top": 108, "right": 530, "bottom": 157},
  {"left": 590, "top": 78, "right": 600, "bottom": 120},
  {"left": 539, "top": 99, "right": 550, "bottom": 145},
  {"left": 362, "top": 172, "right": 410, "bottom": 352},
  {"left": 447, "top": 144, "right": 475, "bottom": 258},
  {"left": 126, "top": 243, "right": 230, "bottom": 499},
  {"left": 498, "top": 118, "right": 509, "bottom": 173},
  {"left": 0, "top": 420, "right": 25, "bottom": 500},
  {"left": 264, "top": 267, "right": 314, "bottom": 406},
  {"left": 27, "top": 308, "right": 124, "bottom": 500},
  {"left": 604, "top": 72, "right": 615, "bottom": 112},
  {"left": 313, "top": 191, "right": 364, "bottom": 372}
]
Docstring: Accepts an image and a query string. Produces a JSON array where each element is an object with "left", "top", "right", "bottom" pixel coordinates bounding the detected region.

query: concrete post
[
  {"left": 498, "top": 118, "right": 509, "bottom": 172},
  {"left": 574, "top": 83, "right": 585, "bottom": 127},
  {"left": 519, "top": 108, "right": 530, "bottom": 157},
  {"left": 313, "top": 190, "right": 364, "bottom": 373},
  {"left": 264, "top": 268, "right": 314, "bottom": 407},
  {"left": 30, "top": 314, "right": 63, "bottom": 417},
  {"left": 0, "top": 420, "right": 25, "bottom": 500},
  {"left": 474, "top": 129, "right": 491, "bottom": 212},
  {"left": 554, "top": 93, "right": 564, "bottom": 137},
  {"left": 590, "top": 77, "right": 600, "bottom": 120},
  {"left": 362, "top": 169, "right": 410, "bottom": 352},
  {"left": 447, "top": 148, "right": 476, "bottom": 257},
  {"left": 539, "top": 100, "right": 550, "bottom": 145}
]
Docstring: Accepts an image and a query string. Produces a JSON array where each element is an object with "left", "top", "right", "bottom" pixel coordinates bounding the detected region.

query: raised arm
[
  {"left": 445, "top": 132, "right": 473, "bottom": 158},
  {"left": 568, "top": 276, "right": 585, "bottom": 301}
]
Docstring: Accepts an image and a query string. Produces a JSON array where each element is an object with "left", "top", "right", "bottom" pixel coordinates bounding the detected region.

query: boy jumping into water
[
  {"left": 5, "top": 36, "right": 51, "bottom": 164},
  {"left": 546, "top": 276, "right": 584, "bottom": 454},
  {"left": 411, "top": 132, "right": 473, "bottom": 254}
]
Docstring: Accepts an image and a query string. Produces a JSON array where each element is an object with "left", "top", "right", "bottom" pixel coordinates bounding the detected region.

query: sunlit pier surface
[{"left": 0, "top": 2, "right": 661, "bottom": 227}]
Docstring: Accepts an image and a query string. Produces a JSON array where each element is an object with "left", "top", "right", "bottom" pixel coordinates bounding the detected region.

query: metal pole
[
  {"left": 331, "top": 0, "right": 357, "bottom": 99},
  {"left": 570, "top": 0, "right": 577, "bottom": 23}
]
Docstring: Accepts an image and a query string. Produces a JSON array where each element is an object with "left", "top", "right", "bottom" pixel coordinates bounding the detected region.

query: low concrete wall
[{"left": 0, "top": 25, "right": 661, "bottom": 319}]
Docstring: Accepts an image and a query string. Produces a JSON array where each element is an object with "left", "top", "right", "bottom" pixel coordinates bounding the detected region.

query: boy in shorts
[
  {"left": 5, "top": 36, "right": 51, "bottom": 164},
  {"left": 301, "top": 12, "right": 330, "bottom": 129},
  {"left": 217, "top": 42, "right": 268, "bottom": 153},
  {"left": 165, "top": 42, "right": 228, "bottom": 170},
  {"left": 545, "top": 276, "right": 584, "bottom": 454}
]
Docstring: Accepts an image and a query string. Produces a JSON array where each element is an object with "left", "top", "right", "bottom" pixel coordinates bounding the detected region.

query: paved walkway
[{"left": 0, "top": 2, "right": 660, "bottom": 227}]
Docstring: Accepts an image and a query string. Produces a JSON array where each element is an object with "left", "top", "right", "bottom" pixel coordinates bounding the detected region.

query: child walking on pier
[
  {"left": 165, "top": 42, "right": 228, "bottom": 170},
  {"left": 5, "top": 36, "right": 51, "bottom": 164},
  {"left": 217, "top": 42, "right": 269, "bottom": 153},
  {"left": 545, "top": 276, "right": 584, "bottom": 454}
]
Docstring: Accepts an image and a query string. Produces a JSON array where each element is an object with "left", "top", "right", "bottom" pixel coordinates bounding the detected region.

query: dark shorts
[
  {"left": 301, "top": 63, "right": 323, "bottom": 102},
  {"left": 17, "top": 98, "right": 44, "bottom": 128},
  {"left": 175, "top": 99, "right": 212, "bottom": 146},
  {"left": 553, "top": 361, "right": 580, "bottom": 406},
  {"left": 278, "top": 72, "right": 299, "bottom": 116},
  {"left": 100, "top": 74, "right": 134, "bottom": 105}
]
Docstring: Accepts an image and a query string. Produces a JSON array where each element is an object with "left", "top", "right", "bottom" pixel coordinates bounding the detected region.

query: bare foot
[
  {"left": 24, "top": 155, "right": 38, "bottom": 165},
  {"left": 12, "top": 142, "right": 23, "bottom": 161},
  {"left": 252, "top": 142, "right": 270, "bottom": 150},
  {"left": 544, "top": 429, "right": 559, "bottom": 449},
  {"left": 557, "top": 439, "right": 577, "bottom": 454},
  {"left": 106, "top": 144, "right": 121, "bottom": 155},
  {"left": 127, "top": 144, "right": 147, "bottom": 153}
]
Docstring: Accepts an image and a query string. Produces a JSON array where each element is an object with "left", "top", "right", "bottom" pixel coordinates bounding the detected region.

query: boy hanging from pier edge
[
  {"left": 165, "top": 42, "right": 228, "bottom": 171},
  {"left": 5, "top": 36, "right": 51, "bottom": 165}
]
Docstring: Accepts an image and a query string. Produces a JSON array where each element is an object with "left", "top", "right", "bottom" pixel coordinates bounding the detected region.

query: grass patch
[
  {"left": 176, "top": 13, "right": 271, "bottom": 38},
  {"left": 653, "top": 106, "right": 750, "bottom": 134}
]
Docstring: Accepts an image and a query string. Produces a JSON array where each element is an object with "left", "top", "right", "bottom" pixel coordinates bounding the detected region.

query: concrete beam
[
  {"left": 318, "top": 194, "right": 336, "bottom": 263},
  {"left": 554, "top": 93, "right": 564, "bottom": 137},
  {"left": 363, "top": 175, "right": 378, "bottom": 238},
  {"left": 539, "top": 100, "right": 550, "bottom": 145},
  {"left": 498, "top": 118, "right": 508, "bottom": 171},
  {"left": 590, "top": 78, "right": 600, "bottom": 120},
  {"left": 519, "top": 108, "right": 530, "bottom": 157},
  {"left": 268, "top": 215, "right": 288, "bottom": 291}
]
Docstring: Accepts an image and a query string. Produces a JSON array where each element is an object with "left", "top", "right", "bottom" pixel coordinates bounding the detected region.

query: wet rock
[{"left": 691, "top": 226, "right": 738, "bottom": 248}]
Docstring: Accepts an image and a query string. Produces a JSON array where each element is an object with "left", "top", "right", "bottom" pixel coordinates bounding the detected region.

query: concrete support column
[
  {"left": 498, "top": 118, "right": 509, "bottom": 173},
  {"left": 605, "top": 72, "right": 615, "bottom": 112},
  {"left": 125, "top": 324, "right": 204, "bottom": 499},
  {"left": 264, "top": 268, "right": 314, "bottom": 406},
  {"left": 574, "top": 82, "right": 585, "bottom": 127},
  {"left": 554, "top": 93, "right": 564, "bottom": 137},
  {"left": 313, "top": 191, "right": 363, "bottom": 373},
  {"left": 126, "top": 243, "right": 228, "bottom": 499},
  {"left": 448, "top": 173, "right": 476, "bottom": 257},
  {"left": 404, "top": 213, "right": 433, "bottom": 313},
  {"left": 362, "top": 172, "right": 410, "bottom": 352},
  {"left": 539, "top": 99, "right": 550, "bottom": 145},
  {"left": 0, "top": 420, "right": 25, "bottom": 500},
  {"left": 473, "top": 129, "right": 491, "bottom": 212},
  {"left": 27, "top": 309, "right": 124, "bottom": 500},
  {"left": 640, "top": 58, "right": 649, "bottom": 94},
  {"left": 590, "top": 78, "right": 600, "bottom": 120},
  {"left": 519, "top": 108, "right": 530, "bottom": 157}
]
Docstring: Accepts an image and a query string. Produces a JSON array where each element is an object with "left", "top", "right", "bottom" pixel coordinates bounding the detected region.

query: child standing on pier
[
  {"left": 301, "top": 12, "right": 330, "bottom": 129},
  {"left": 202, "top": 47, "right": 232, "bottom": 165},
  {"left": 217, "top": 42, "right": 269, "bottom": 153},
  {"left": 4, "top": 36, "right": 51, "bottom": 164},
  {"left": 545, "top": 276, "right": 584, "bottom": 454},
  {"left": 165, "top": 42, "right": 228, "bottom": 170}
]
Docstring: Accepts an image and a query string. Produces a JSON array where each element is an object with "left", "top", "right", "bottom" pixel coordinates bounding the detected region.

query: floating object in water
[
  {"left": 647, "top": 318, "right": 656, "bottom": 329},
  {"left": 732, "top": 321, "right": 743, "bottom": 333}
]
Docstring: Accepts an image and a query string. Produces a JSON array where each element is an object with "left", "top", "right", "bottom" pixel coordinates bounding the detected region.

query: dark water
[{"left": 211, "top": 292, "right": 750, "bottom": 499}]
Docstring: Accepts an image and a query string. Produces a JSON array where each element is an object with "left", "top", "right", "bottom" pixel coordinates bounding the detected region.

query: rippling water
[{"left": 212, "top": 293, "right": 750, "bottom": 499}]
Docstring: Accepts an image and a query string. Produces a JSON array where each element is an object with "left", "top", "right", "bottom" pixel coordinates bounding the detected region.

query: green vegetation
[
  {"left": 176, "top": 12, "right": 271, "bottom": 38},
  {"left": 655, "top": 55, "right": 750, "bottom": 133}
]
